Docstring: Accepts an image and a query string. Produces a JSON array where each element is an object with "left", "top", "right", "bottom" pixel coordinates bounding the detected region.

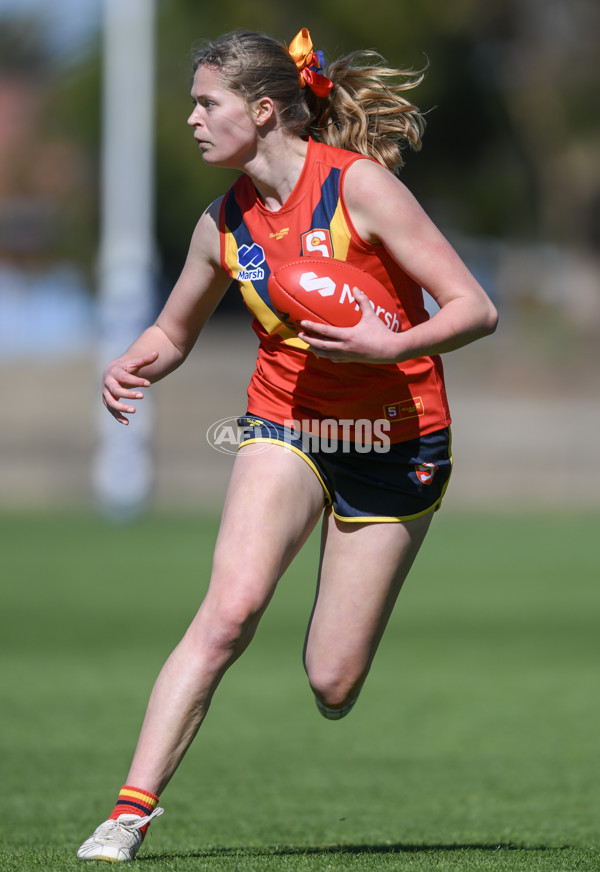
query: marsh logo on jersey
[
  {"left": 237, "top": 243, "right": 266, "bottom": 281},
  {"left": 301, "top": 229, "right": 333, "bottom": 258},
  {"left": 415, "top": 462, "right": 438, "bottom": 485}
]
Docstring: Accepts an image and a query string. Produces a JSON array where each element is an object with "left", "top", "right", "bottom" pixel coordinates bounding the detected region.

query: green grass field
[{"left": 1, "top": 511, "right": 599, "bottom": 871}]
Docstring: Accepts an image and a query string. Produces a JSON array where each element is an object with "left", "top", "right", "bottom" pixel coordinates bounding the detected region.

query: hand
[
  {"left": 298, "top": 289, "right": 401, "bottom": 363},
  {"left": 102, "top": 351, "right": 159, "bottom": 425}
]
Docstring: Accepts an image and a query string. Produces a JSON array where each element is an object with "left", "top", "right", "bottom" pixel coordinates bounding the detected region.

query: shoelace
[
  {"left": 127, "top": 807, "right": 164, "bottom": 830},
  {"left": 108, "top": 807, "right": 165, "bottom": 832}
]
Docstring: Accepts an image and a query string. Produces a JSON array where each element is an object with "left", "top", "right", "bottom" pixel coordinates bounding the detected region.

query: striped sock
[{"left": 109, "top": 785, "right": 160, "bottom": 838}]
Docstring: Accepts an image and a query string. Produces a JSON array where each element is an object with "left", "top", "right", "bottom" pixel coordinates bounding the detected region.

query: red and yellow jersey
[{"left": 219, "top": 138, "right": 450, "bottom": 442}]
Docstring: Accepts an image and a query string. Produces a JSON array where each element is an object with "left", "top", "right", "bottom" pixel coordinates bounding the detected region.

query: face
[{"left": 187, "top": 66, "right": 257, "bottom": 169}]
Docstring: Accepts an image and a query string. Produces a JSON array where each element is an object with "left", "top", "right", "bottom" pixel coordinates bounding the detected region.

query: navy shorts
[{"left": 237, "top": 415, "right": 452, "bottom": 523}]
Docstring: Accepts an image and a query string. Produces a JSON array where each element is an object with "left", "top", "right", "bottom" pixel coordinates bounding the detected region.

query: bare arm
[
  {"left": 298, "top": 159, "right": 498, "bottom": 363},
  {"left": 103, "top": 200, "right": 231, "bottom": 424}
]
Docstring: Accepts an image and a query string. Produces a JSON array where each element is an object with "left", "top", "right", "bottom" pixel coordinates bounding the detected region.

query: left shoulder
[
  {"left": 309, "top": 138, "right": 367, "bottom": 172},
  {"left": 344, "top": 158, "right": 414, "bottom": 205},
  {"left": 342, "top": 158, "right": 426, "bottom": 245}
]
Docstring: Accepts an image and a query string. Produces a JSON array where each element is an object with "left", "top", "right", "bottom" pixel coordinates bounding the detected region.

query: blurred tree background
[
  {"left": 1, "top": 0, "right": 599, "bottom": 512},
  {"left": 1, "top": 0, "right": 599, "bottom": 322},
  {"left": 155, "top": 0, "right": 600, "bottom": 308}
]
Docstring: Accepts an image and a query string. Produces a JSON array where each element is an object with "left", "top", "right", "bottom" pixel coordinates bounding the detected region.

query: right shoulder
[{"left": 199, "top": 195, "right": 226, "bottom": 228}]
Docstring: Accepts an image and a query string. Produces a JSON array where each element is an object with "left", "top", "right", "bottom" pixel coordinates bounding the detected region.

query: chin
[{"left": 199, "top": 151, "right": 220, "bottom": 165}]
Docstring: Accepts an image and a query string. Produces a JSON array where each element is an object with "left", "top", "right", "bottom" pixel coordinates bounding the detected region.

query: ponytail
[{"left": 307, "top": 52, "right": 426, "bottom": 173}]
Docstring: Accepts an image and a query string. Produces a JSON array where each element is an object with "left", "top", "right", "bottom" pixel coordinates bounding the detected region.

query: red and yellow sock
[{"left": 109, "top": 785, "right": 160, "bottom": 838}]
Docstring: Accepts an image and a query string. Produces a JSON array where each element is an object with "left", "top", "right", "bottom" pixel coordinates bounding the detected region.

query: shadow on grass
[{"left": 141, "top": 842, "right": 570, "bottom": 861}]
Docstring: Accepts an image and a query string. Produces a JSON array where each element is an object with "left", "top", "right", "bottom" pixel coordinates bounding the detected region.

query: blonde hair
[
  {"left": 310, "top": 52, "right": 425, "bottom": 171},
  {"left": 192, "top": 31, "right": 425, "bottom": 172}
]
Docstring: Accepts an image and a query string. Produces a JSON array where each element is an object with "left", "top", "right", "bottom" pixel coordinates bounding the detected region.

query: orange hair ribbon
[{"left": 287, "top": 28, "right": 333, "bottom": 98}]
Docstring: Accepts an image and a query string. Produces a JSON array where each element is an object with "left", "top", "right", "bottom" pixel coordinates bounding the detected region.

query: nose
[{"left": 187, "top": 105, "right": 202, "bottom": 127}]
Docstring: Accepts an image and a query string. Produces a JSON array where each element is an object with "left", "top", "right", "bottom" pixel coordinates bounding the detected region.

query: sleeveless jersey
[{"left": 219, "top": 138, "right": 451, "bottom": 443}]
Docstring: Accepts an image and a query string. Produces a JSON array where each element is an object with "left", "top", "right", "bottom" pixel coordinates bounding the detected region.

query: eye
[{"left": 190, "top": 97, "right": 216, "bottom": 111}]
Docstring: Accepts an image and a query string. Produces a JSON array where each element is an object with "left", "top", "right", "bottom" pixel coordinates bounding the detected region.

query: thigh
[
  {"left": 304, "top": 510, "right": 433, "bottom": 680},
  {"left": 205, "top": 441, "right": 326, "bottom": 617}
]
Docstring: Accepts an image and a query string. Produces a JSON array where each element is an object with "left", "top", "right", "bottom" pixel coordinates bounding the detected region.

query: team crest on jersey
[
  {"left": 301, "top": 229, "right": 333, "bottom": 258},
  {"left": 415, "top": 462, "right": 438, "bottom": 485},
  {"left": 237, "top": 243, "right": 266, "bottom": 281}
]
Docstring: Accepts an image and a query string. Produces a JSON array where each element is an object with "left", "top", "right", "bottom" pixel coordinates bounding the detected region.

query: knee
[
  {"left": 189, "top": 588, "right": 264, "bottom": 661},
  {"left": 306, "top": 663, "right": 364, "bottom": 710},
  {"left": 205, "top": 610, "right": 257, "bottom": 658}
]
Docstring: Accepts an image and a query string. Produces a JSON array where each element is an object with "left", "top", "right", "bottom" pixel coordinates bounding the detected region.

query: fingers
[
  {"left": 102, "top": 383, "right": 145, "bottom": 425},
  {"left": 128, "top": 350, "right": 159, "bottom": 372},
  {"left": 298, "top": 289, "right": 399, "bottom": 363},
  {"left": 298, "top": 321, "right": 342, "bottom": 341},
  {"left": 102, "top": 351, "right": 158, "bottom": 425},
  {"left": 102, "top": 394, "right": 132, "bottom": 425},
  {"left": 298, "top": 326, "right": 349, "bottom": 359},
  {"left": 118, "top": 352, "right": 159, "bottom": 387},
  {"left": 298, "top": 289, "right": 375, "bottom": 344}
]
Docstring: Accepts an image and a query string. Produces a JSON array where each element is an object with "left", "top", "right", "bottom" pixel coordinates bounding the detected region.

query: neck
[{"left": 243, "top": 133, "right": 309, "bottom": 211}]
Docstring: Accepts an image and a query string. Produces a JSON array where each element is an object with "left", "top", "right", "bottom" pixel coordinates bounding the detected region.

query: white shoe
[{"left": 76, "top": 808, "right": 164, "bottom": 862}]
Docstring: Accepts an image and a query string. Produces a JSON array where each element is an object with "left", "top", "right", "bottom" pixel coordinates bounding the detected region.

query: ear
[{"left": 253, "top": 97, "right": 276, "bottom": 127}]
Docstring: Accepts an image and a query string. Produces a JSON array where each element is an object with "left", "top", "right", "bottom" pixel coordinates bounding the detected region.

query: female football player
[{"left": 77, "top": 28, "right": 497, "bottom": 861}]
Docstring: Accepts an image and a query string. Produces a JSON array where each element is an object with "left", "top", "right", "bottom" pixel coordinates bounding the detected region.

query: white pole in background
[{"left": 93, "top": 0, "right": 156, "bottom": 518}]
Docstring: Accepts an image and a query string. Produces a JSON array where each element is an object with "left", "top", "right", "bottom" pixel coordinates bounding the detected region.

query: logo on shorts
[{"left": 415, "top": 462, "right": 438, "bottom": 484}]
